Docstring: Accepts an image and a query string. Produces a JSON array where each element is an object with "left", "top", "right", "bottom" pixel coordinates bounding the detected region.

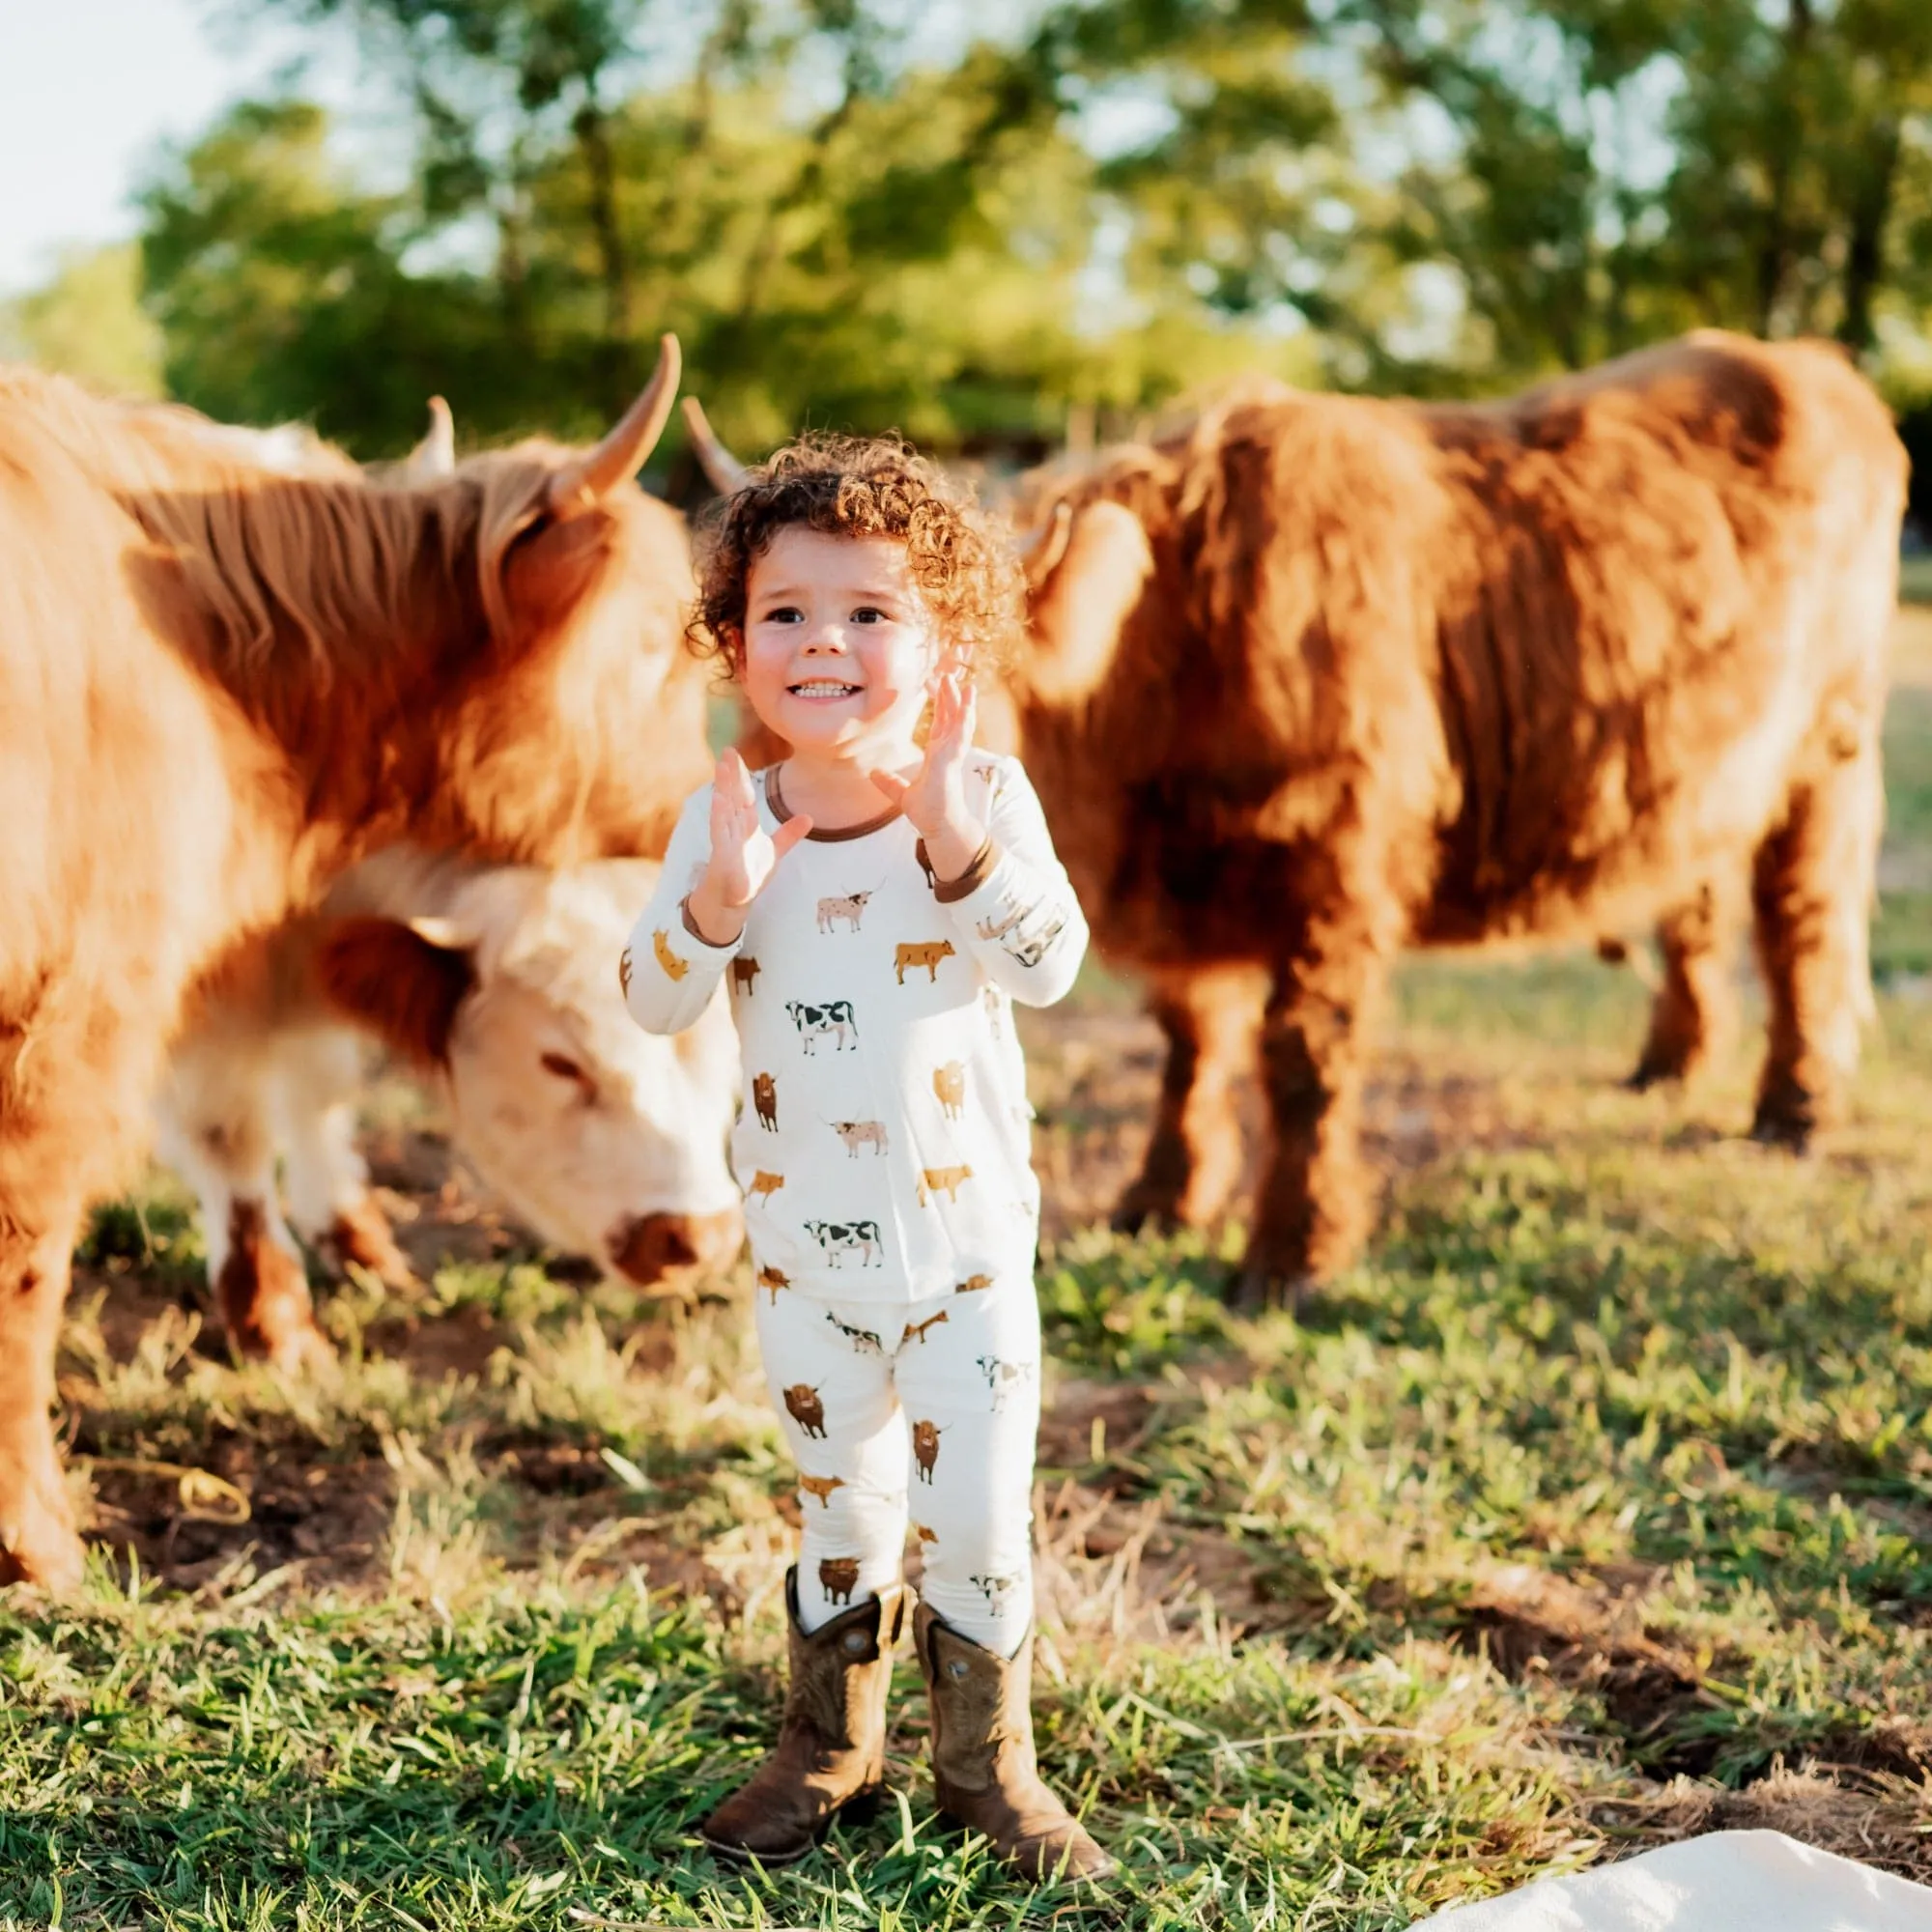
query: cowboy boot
[
  {"left": 701, "top": 1569, "right": 909, "bottom": 1865},
  {"left": 915, "top": 1603, "right": 1114, "bottom": 1883}
]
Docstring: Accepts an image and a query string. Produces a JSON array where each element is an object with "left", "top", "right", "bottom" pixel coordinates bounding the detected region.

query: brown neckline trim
[{"left": 765, "top": 764, "right": 902, "bottom": 842}]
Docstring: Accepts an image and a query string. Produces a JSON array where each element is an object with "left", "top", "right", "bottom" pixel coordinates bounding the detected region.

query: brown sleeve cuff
[
  {"left": 679, "top": 895, "right": 739, "bottom": 951},
  {"left": 920, "top": 837, "right": 1001, "bottom": 904}
]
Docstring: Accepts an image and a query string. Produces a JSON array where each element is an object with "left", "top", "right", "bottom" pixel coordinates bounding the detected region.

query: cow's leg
[
  {"left": 154, "top": 1041, "right": 330, "bottom": 1371},
  {"left": 1627, "top": 879, "right": 1743, "bottom": 1089},
  {"left": 1113, "top": 966, "right": 1265, "bottom": 1234},
  {"left": 0, "top": 1196, "right": 87, "bottom": 1591},
  {"left": 273, "top": 1027, "right": 414, "bottom": 1289},
  {"left": 1239, "top": 935, "right": 1389, "bottom": 1310},
  {"left": 1749, "top": 739, "right": 1883, "bottom": 1150}
]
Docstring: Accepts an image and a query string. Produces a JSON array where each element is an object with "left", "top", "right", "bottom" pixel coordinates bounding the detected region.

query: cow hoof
[
  {"left": 1228, "top": 1265, "right": 1316, "bottom": 1315},
  {"left": 0, "top": 1462, "right": 86, "bottom": 1595},
  {"left": 1749, "top": 1110, "right": 1816, "bottom": 1154},
  {"left": 236, "top": 1316, "right": 337, "bottom": 1377},
  {"left": 321, "top": 1203, "right": 416, "bottom": 1290}
]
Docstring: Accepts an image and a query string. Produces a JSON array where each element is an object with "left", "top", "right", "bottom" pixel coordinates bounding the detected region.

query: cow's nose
[{"left": 609, "top": 1208, "right": 744, "bottom": 1286}]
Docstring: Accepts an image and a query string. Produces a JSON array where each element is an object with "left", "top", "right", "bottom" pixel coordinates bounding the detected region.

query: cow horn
[
  {"left": 403, "top": 396, "right": 456, "bottom": 481},
  {"left": 1011, "top": 500, "right": 1073, "bottom": 586},
  {"left": 681, "top": 396, "right": 752, "bottom": 495},
  {"left": 547, "top": 333, "right": 682, "bottom": 514},
  {"left": 1021, "top": 499, "right": 1150, "bottom": 708}
]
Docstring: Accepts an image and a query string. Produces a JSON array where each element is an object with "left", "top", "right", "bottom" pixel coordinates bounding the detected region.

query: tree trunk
[
  {"left": 1755, "top": 0, "right": 1814, "bottom": 335},
  {"left": 1838, "top": 118, "right": 1901, "bottom": 356}
]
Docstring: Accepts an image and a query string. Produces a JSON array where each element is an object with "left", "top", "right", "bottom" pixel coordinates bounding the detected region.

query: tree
[{"left": 0, "top": 244, "right": 165, "bottom": 397}]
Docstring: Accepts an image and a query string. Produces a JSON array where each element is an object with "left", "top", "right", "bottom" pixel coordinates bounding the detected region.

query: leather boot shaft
[
  {"left": 915, "top": 1603, "right": 1113, "bottom": 1884},
  {"left": 701, "top": 1571, "right": 908, "bottom": 1865}
]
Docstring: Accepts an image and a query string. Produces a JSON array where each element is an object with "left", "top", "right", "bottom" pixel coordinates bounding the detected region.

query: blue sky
[{"left": 0, "top": 0, "right": 355, "bottom": 291}]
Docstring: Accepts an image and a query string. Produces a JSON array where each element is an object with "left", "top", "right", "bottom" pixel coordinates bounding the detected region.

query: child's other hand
[
  {"left": 869, "top": 669, "right": 985, "bottom": 881},
  {"left": 688, "top": 748, "right": 811, "bottom": 944}
]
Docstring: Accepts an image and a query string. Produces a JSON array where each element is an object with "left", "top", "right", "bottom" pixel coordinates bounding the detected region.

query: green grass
[{"left": 9, "top": 642, "right": 1932, "bottom": 1927}]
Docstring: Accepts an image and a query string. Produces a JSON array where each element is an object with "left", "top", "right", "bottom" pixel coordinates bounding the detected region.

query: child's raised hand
[
  {"left": 868, "top": 669, "right": 985, "bottom": 879},
  {"left": 688, "top": 748, "right": 811, "bottom": 943}
]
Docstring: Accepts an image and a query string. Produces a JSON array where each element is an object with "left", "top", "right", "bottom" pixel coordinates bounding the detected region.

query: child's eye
[
  {"left": 760, "top": 605, "right": 803, "bottom": 624},
  {"left": 851, "top": 606, "right": 888, "bottom": 624}
]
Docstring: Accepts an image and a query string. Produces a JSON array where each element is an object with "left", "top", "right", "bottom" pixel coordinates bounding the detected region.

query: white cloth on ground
[{"left": 1412, "top": 1829, "right": 1932, "bottom": 1932}]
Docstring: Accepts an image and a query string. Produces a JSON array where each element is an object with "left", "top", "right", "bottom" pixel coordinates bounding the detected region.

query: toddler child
[{"left": 623, "top": 435, "right": 1108, "bottom": 1882}]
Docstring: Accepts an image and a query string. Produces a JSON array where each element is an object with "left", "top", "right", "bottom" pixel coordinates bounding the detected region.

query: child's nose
[{"left": 801, "top": 626, "right": 849, "bottom": 655}]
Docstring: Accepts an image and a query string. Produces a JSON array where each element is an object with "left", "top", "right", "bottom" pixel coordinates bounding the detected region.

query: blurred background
[{"left": 6, "top": 0, "right": 1932, "bottom": 543}]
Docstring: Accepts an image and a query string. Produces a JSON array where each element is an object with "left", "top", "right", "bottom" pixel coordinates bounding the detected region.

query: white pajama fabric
[
  {"left": 622, "top": 751, "right": 1087, "bottom": 1652},
  {"left": 754, "top": 1264, "right": 1040, "bottom": 1653}
]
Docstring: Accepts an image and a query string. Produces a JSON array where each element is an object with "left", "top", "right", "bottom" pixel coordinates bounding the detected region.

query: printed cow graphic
[
  {"left": 954, "top": 1272, "right": 994, "bottom": 1294},
  {"left": 914, "top": 1521, "right": 939, "bottom": 1547},
  {"left": 918, "top": 1163, "right": 973, "bottom": 1207},
  {"left": 786, "top": 999, "right": 859, "bottom": 1054},
  {"left": 732, "top": 956, "right": 759, "bottom": 997},
  {"left": 932, "top": 1062, "right": 965, "bottom": 1120},
  {"left": 617, "top": 948, "right": 633, "bottom": 999},
  {"left": 799, "top": 1473, "right": 845, "bottom": 1507},
  {"left": 981, "top": 985, "right": 1005, "bottom": 1037},
  {"left": 816, "top": 892, "right": 872, "bottom": 934},
  {"left": 819, "top": 1555, "right": 861, "bottom": 1605},
  {"left": 971, "top": 1572, "right": 1023, "bottom": 1613},
  {"left": 783, "top": 1383, "right": 826, "bottom": 1437},
  {"left": 911, "top": 1419, "right": 942, "bottom": 1483},
  {"left": 748, "top": 1169, "right": 784, "bottom": 1207},
  {"left": 975, "top": 907, "right": 1023, "bottom": 943},
  {"left": 977, "top": 1355, "right": 1036, "bottom": 1412},
  {"left": 1002, "top": 913, "right": 1066, "bottom": 969},
  {"left": 804, "top": 1218, "right": 884, "bottom": 1268},
  {"left": 895, "top": 940, "right": 954, "bottom": 984},
  {"left": 752, "top": 1071, "right": 779, "bottom": 1130},
  {"left": 756, "top": 1264, "right": 789, "bottom": 1304},
  {"left": 828, "top": 1119, "right": 888, "bottom": 1157},
  {"left": 900, "top": 1310, "right": 949, "bottom": 1347},
  {"left": 824, "top": 1309, "right": 885, "bottom": 1353},
  {"left": 652, "top": 929, "right": 688, "bottom": 981}
]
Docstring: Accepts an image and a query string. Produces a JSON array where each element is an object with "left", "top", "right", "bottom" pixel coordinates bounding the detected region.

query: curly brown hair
[{"left": 687, "top": 432, "right": 1022, "bottom": 679}]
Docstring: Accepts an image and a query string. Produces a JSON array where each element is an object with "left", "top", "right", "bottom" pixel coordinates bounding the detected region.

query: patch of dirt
[
  {"left": 1600, "top": 1766, "right": 1932, "bottom": 1885},
  {"left": 1453, "top": 1565, "right": 1723, "bottom": 1775}
]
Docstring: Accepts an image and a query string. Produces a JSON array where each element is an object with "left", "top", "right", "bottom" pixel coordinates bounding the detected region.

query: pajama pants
[{"left": 753, "top": 1261, "right": 1041, "bottom": 1656}]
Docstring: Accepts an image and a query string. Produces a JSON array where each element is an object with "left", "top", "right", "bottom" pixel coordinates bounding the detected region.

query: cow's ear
[
  {"left": 1020, "top": 499, "right": 1151, "bottom": 706},
  {"left": 316, "top": 917, "right": 477, "bottom": 1066}
]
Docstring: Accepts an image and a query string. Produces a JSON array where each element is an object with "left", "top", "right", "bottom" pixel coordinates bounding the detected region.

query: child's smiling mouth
[{"left": 788, "top": 678, "right": 864, "bottom": 700}]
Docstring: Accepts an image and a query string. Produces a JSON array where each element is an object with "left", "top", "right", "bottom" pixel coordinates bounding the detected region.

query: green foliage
[{"left": 0, "top": 243, "right": 164, "bottom": 397}]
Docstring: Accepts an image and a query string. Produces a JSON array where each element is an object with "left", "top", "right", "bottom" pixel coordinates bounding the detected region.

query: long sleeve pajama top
[{"left": 622, "top": 753, "right": 1088, "bottom": 1304}]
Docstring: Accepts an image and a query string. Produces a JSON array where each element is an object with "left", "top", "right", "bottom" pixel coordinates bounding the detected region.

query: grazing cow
[
  {"left": 895, "top": 939, "right": 954, "bottom": 983},
  {"left": 932, "top": 1062, "right": 966, "bottom": 1119},
  {"left": 804, "top": 1218, "right": 885, "bottom": 1268},
  {"left": 917, "top": 1163, "right": 973, "bottom": 1206},
  {"left": 0, "top": 337, "right": 720, "bottom": 1587},
  {"left": 818, "top": 1555, "right": 861, "bottom": 1604},
  {"left": 785, "top": 999, "right": 859, "bottom": 1053},
  {"left": 816, "top": 892, "right": 872, "bottom": 934},
  {"left": 828, "top": 1118, "right": 888, "bottom": 1157},
  {"left": 156, "top": 850, "right": 743, "bottom": 1331},
  {"left": 823, "top": 1309, "right": 885, "bottom": 1352},
  {"left": 1000, "top": 332, "right": 1904, "bottom": 1305}
]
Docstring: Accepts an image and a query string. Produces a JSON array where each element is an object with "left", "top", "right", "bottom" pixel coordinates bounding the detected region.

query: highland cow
[
  {"left": 0, "top": 338, "right": 705, "bottom": 1588},
  {"left": 1003, "top": 332, "right": 1904, "bottom": 1304}
]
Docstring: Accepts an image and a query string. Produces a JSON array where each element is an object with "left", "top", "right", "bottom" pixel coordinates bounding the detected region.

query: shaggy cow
[
  {"left": 999, "top": 332, "right": 1904, "bottom": 1303},
  {"left": 0, "top": 337, "right": 710, "bottom": 1588},
  {"left": 156, "top": 850, "right": 743, "bottom": 1349}
]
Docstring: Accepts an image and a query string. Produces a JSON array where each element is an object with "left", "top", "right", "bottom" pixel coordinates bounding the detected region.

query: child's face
[{"left": 738, "top": 527, "right": 943, "bottom": 760}]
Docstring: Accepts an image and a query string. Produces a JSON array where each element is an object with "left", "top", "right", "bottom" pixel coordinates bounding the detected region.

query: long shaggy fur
[
  {"left": 0, "top": 364, "right": 711, "bottom": 1584},
  {"left": 1011, "top": 331, "right": 1906, "bottom": 1296}
]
